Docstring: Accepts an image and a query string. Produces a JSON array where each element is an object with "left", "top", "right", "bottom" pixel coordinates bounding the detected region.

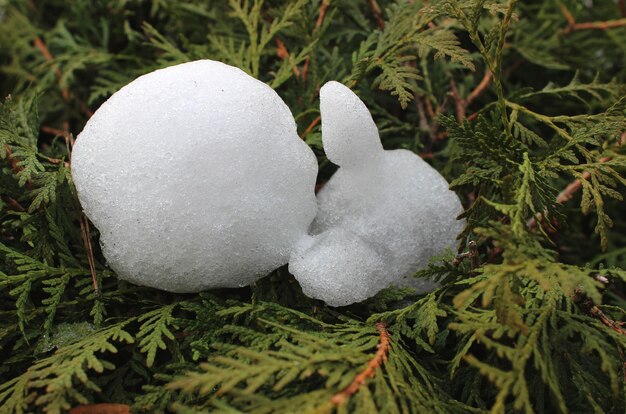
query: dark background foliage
[{"left": 0, "top": 0, "right": 625, "bottom": 413}]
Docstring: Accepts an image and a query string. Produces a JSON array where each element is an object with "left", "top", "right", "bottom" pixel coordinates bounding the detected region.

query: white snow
[
  {"left": 289, "top": 229, "right": 388, "bottom": 306},
  {"left": 71, "top": 60, "right": 318, "bottom": 292},
  {"left": 288, "top": 81, "right": 465, "bottom": 305},
  {"left": 72, "top": 62, "right": 463, "bottom": 305}
]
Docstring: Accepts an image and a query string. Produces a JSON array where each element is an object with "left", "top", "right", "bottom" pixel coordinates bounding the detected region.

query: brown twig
[
  {"left": 555, "top": 179, "right": 584, "bottom": 205},
  {"left": 528, "top": 163, "right": 598, "bottom": 228},
  {"left": 64, "top": 131, "right": 75, "bottom": 160},
  {"left": 417, "top": 81, "right": 482, "bottom": 143},
  {"left": 275, "top": 38, "right": 301, "bottom": 77},
  {"left": 300, "top": 114, "right": 321, "bottom": 139},
  {"left": 415, "top": 95, "right": 436, "bottom": 142},
  {"left": 275, "top": 39, "right": 289, "bottom": 59},
  {"left": 423, "top": 98, "right": 436, "bottom": 120},
  {"left": 529, "top": 132, "right": 625, "bottom": 229},
  {"left": 448, "top": 71, "right": 493, "bottom": 122},
  {"left": 560, "top": 4, "right": 626, "bottom": 34},
  {"left": 555, "top": 131, "right": 625, "bottom": 204},
  {"left": 41, "top": 126, "right": 67, "bottom": 136},
  {"left": 467, "top": 111, "right": 480, "bottom": 122},
  {"left": 4, "top": 144, "right": 22, "bottom": 175},
  {"left": 2, "top": 195, "right": 25, "bottom": 212},
  {"left": 555, "top": 154, "right": 614, "bottom": 205},
  {"left": 466, "top": 71, "right": 493, "bottom": 107},
  {"left": 69, "top": 404, "right": 130, "bottom": 414},
  {"left": 79, "top": 101, "right": 94, "bottom": 118},
  {"left": 79, "top": 215, "right": 99, "bottom": 296},
  {"left": 33, "top": 37, "right": 70, "bottom": 102},
  {"left": 414, "top": 88, "right": 442, "bottom": 152},
  {"left": 63, "top": 137, "right": 99, "bottom": 296},
  {"left": 558, "top": 3, "right": 576, "bottom": 26},
  {"left": 314, "top": 0, "right": 330, "bottom": 30},
  {"left": 453, "top": 241, "right": 480, "bottom": 270},
  {"left": 368, "top": 0, "right": 385, "bottom": 30},
  {"left": 564, "top": 18, "right": 626, "bottom": 34},
  {"left": 39, "top": 154, "right": 70, "bottom": 167},
  {"left": 331, "top": 322, "right": 391, "bottom": 406},
  {"left": 4, "top": 143, "right": 37, "bottom": 191},
  {"left": 301, "top": 0, "right": 330, "bottom": 81},
  {"left": 573, "top": 285, "right": 626, "bottom": 336},
  {"left": 448, "top": 79, "right": 465, "bottom": 123},
  {"left": 589, "top": 305, "right": 626, "bottom": 335},
  {"left": 33, "top": 36, "right": 93, "bottom": 117}
]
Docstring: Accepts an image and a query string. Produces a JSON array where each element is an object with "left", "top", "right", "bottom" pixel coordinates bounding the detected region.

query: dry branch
[
  {"left": 529, "top": 132, "right": 625, "bottom": 230},
  {"left": 466, "top": 71, "right": 493, "bottom": 107},
  {"left": 449, "top": 71, "right": 493, "bottom": 122},
  {"left": 559, "top": 4, "right": 626, "bottom": 34},
  {"left": 275, "top": 38, "right": 301, "bottom": 77},
  {"left": 589, "top": 305, "right": 626, "bottom": 336},
  {"left": 368, "top": 0, "right": 385, "bottom": 30},
  {"left": 79, "top": 215, "right": 99, "bottom": 295},
  {"left": 331, "top": 322, "right": 391, "bottom": 406},
  {"left": 33, "top": 37, "right": 69, "bottom": 102},
  {"left": 301, "top": 0, "right": 330, "bottom": 81},
  {"left": 300, "top": 114, "right": 321, "bottom": 139},
  {"left": 33, "top": 36, "right": 93, "bottom": 117},
  {"left": 564, "top": 18, "right": 626, "bottom": 34}
]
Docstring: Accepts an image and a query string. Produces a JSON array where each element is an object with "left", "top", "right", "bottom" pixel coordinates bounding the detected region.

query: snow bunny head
[{"left": 71, "top": 60, "right": 464, "bottom": 305}]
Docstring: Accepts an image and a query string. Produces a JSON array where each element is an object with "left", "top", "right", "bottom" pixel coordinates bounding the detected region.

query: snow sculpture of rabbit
[
  {"left": 71, "top": 60, "right": 463, "bottom": 306},
  {"left": 289, "top": 82, "right": 464, "bottom": 305}
]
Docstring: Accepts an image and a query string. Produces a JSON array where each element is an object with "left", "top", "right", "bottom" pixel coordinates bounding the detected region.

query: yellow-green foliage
[{"left": 0, "top": 0, "right": 625, "bottom": 413}]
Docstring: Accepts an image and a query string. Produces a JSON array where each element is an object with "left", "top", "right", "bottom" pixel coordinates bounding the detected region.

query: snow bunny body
[
  {"left": 71, "top": 60, "right": 318, "bottom": 292},
  {"left": 72, "top": 60, "right": 464, "bottom": 305}
]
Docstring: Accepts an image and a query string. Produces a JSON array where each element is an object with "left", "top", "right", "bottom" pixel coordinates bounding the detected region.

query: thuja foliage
[{"left": 0, "top": 0, "right": 625, "bottom": 413}]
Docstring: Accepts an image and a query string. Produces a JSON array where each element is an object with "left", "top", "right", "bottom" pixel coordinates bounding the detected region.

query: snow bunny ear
[{"left": 320, "top": 81, "right": 384, "bottom": 168}]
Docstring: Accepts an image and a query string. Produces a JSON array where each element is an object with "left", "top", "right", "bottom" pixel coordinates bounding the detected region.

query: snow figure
[{"left": 72, "top": 61, "right": 463, "bottom": 305}]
